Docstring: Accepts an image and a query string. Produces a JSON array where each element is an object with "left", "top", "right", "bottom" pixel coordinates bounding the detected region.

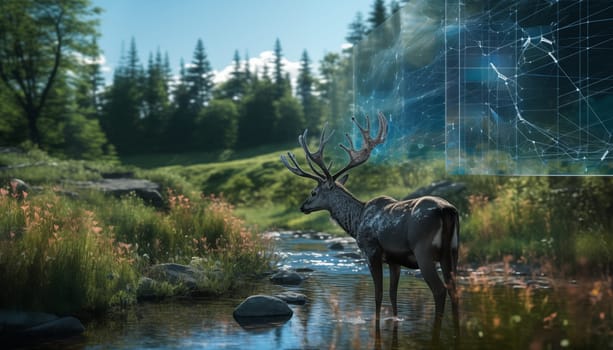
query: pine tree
[
  {"left": 101, "top": 38, "right": 145, "bottom": 153},
  {"left": 187, "top": 38, "right": 214, "bottom": 109},
  {"left": 163, "top": 52, "right": 173, "bottom": 94},
  {"left": 368, "top": 0, "right": 387, "bottom": 30},
  {"left": 167, "top": 58, "right": 194, "bottom": 151},
  {"left": 346, "top": 12, "right": 367, "bottom": 45},
  {"left": 125, "top": 38, "right": 144, "bottom": 84},
  {"left": 143, "top": 49, "right": 171, "bottom": 147},
  {"left": 219, "top": 50, "right": 245, "bottom": 100},
  {"left": 318, "top": 52, "right": 353, "bottom": 131},
  {"left": 390, "top": 0, "right": 401, "bottom": 14},
  {"left": 297, "top": 50, "right": 320, "bottom": 131},
  {"left": 273, "top": 38, "right": 286, "bottom": 97},
  {"left": 261, "top": 64, "right": 271, "bottom": 82},
  {"left": 243, "top": 51, "right": 252, "bottom": 88}
]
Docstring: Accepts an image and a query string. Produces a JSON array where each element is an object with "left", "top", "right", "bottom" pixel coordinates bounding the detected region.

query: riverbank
[{"left": 4, "top": 230, "right": 609, "bottom": 350}]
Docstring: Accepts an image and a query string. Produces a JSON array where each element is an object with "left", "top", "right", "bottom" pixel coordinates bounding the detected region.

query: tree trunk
[{"left": 26, "top": 107, "right": 41, "bottom": 146}]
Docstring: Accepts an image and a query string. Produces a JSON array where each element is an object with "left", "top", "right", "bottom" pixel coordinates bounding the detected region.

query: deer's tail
[{"left": 440, "top": 206, "right": 459, "bottom": 292}]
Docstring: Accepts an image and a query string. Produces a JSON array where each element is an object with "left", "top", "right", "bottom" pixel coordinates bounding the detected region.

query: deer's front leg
[
  {"left": 389, "top": 263, "right": 401, "bottom": 317},
  {"left": 368, "top": 253, "right": 383, "bottom": 321}
]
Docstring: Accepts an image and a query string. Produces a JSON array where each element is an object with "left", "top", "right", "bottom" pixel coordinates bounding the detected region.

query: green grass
[
  {"left": 0, "top": 149, "right": 276, "bottom": 314},
  {"left": 120, "top": 142, "right": 295, "bottom": 169},
  {"left": 154, "top": 145, "right": 613, "bottom": 275}
]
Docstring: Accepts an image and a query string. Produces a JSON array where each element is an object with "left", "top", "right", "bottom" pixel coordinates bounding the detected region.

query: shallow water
[{"left": 15, "top": 232, "right": 613, "bottom": 349}]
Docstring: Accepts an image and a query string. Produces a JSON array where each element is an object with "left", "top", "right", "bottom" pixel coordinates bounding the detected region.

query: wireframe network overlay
[{"left": 352, "top": 0, "right": 613, "bottom": 175}]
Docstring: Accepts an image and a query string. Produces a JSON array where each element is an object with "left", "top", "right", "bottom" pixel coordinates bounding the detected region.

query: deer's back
[{"left": 357, "top": 195, "right": 454, "bottom": 256}]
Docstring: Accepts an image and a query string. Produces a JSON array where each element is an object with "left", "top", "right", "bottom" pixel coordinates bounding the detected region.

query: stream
[{"left": 14, "top": 231, "right": 613, "bottom": 349}]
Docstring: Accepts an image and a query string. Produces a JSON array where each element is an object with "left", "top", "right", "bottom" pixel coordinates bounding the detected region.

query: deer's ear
[{"left": 337, "top": 174, "right": 349, "bottom": 185}]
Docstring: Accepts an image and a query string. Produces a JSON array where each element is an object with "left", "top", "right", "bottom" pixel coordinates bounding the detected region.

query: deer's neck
[{"left": 328, "top": 188, "right": 364, "bottom": 237}]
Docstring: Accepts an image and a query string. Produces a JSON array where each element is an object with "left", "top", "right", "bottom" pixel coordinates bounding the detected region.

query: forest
[{"left": 0, "top": 0, "right": 399, "bottom": 159}]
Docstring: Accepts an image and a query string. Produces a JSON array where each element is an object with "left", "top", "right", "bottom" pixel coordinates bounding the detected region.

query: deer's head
[{"left": 280, "top": 113, "right": 388, "bottom": 214}]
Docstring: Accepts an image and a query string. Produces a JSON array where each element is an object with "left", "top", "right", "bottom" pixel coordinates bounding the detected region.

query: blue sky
[{"left": 93, "top": 0, "right": 374, "bottom": 83}]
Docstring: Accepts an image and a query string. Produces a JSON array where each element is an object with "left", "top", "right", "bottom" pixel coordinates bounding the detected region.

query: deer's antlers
[
  {"left": 280, "top": 113, "right": 388, "bottom": 183},
  {"left": 333, "top": 112, "right": 388, "bottom": 180}
]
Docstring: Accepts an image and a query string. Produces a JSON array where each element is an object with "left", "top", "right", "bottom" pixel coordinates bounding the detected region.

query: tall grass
[
  {"left": 0, "top": 189, "right": 137, "bottom": 314},
  {"left": 461, "top": 176, "right": 613, "bottom": 274},
  {"left": 0, "top": 186, "right": 275, "bottom": 314}
]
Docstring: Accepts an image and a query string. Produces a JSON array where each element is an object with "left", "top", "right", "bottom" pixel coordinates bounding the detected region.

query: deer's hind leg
[
  {"left": 389, "top": 263, "right": 401, "bottom": 317},
  {"left": 414, "top": 243, "right": 446, "bottom": 341}
]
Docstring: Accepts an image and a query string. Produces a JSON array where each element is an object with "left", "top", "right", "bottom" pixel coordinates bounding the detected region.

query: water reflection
[{"left": 16, "top": 233, "right": 612, "bottom": 350}]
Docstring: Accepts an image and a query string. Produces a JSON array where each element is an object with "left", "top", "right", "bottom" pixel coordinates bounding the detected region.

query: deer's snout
[
  {"left": 300, "top": 203, "right": 311, "bottom": 214},
  {"left": 300, "top": 199, "right": 317, "bottom": 214}
]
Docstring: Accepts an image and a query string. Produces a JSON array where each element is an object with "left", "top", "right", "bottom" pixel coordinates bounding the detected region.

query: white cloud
[
  {"left": 97, "top": 54, "right": 112, "bottom": 73},
  {"left": 213, "top": 50, "right": 302, "bottom": 92},
  {"left": 73, "top": 52, "right": 112, "bottom": 73},
  {"left": 340, "top": 42, "right": 354, "bottom": 51}
]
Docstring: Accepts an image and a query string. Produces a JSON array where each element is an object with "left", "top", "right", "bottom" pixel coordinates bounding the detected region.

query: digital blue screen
[{"left": 353, "top": 0, "right": 613, "bottom": 175}]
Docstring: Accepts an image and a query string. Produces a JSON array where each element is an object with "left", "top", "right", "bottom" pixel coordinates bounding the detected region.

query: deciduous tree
[{"left": 0, "top": 0, "right": 102, "bottom": 146}]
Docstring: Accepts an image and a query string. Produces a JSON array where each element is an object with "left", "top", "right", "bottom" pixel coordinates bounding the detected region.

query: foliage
[
  {"left": 273, "top": 94, "right": 306, "bottom": 143},
  {"left": 63, "top": 113, "right": 115, "bottom": 160},
  {"left": 0, "top": 0, "right": 102, "bottom": 147},
  {"left": 237, "top": 80, "right": 277, "bottom": 148},
  {"left": 194, "top": 99, "right": 239, "bottom": 151}
]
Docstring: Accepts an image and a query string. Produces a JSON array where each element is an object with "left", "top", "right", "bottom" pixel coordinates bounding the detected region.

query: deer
[{"left": 280, "top": 112, "right": 460, "bottom": 339}]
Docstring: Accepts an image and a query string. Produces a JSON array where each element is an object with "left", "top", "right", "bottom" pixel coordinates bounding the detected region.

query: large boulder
[
  {"left": 269, "top": 270, "right": 305, "bottom": 285},
  {"left": 148, "top": 263, "right": 205, "bottom": 290},
  {"left": 233, "top": 295, "right": 293, "bottom": 324},
  {"left": 20, "top": 316, "right": 84, "bottom": 337},
  {"left": 70, "top": 178, "right": 164, "bottom": 208},
  {"left": 0, "top": 310, "right": 84, "bottom": 338},
  {"left": 274, "top": 291, "right": 307, "bottom": 305}
]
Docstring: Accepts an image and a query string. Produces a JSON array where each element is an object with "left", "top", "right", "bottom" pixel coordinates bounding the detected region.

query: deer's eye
[{"left": 311, "top": 190, "right": 317, "bottom": 197}]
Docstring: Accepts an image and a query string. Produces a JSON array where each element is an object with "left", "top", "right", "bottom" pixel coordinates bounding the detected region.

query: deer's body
[
  {"left": 281, "top": 113, "right": 460, "bottom": 340},
  {"left": 358, "top": 195, "right": 458, "bottom": 265}
]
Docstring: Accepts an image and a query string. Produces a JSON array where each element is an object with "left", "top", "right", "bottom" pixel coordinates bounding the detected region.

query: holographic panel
[
  {"left": 353, "top": 0, "right": 447, "bottom": 162},
  {"left": 353, "top": 0, "right": 613, "bottom": 175}
]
